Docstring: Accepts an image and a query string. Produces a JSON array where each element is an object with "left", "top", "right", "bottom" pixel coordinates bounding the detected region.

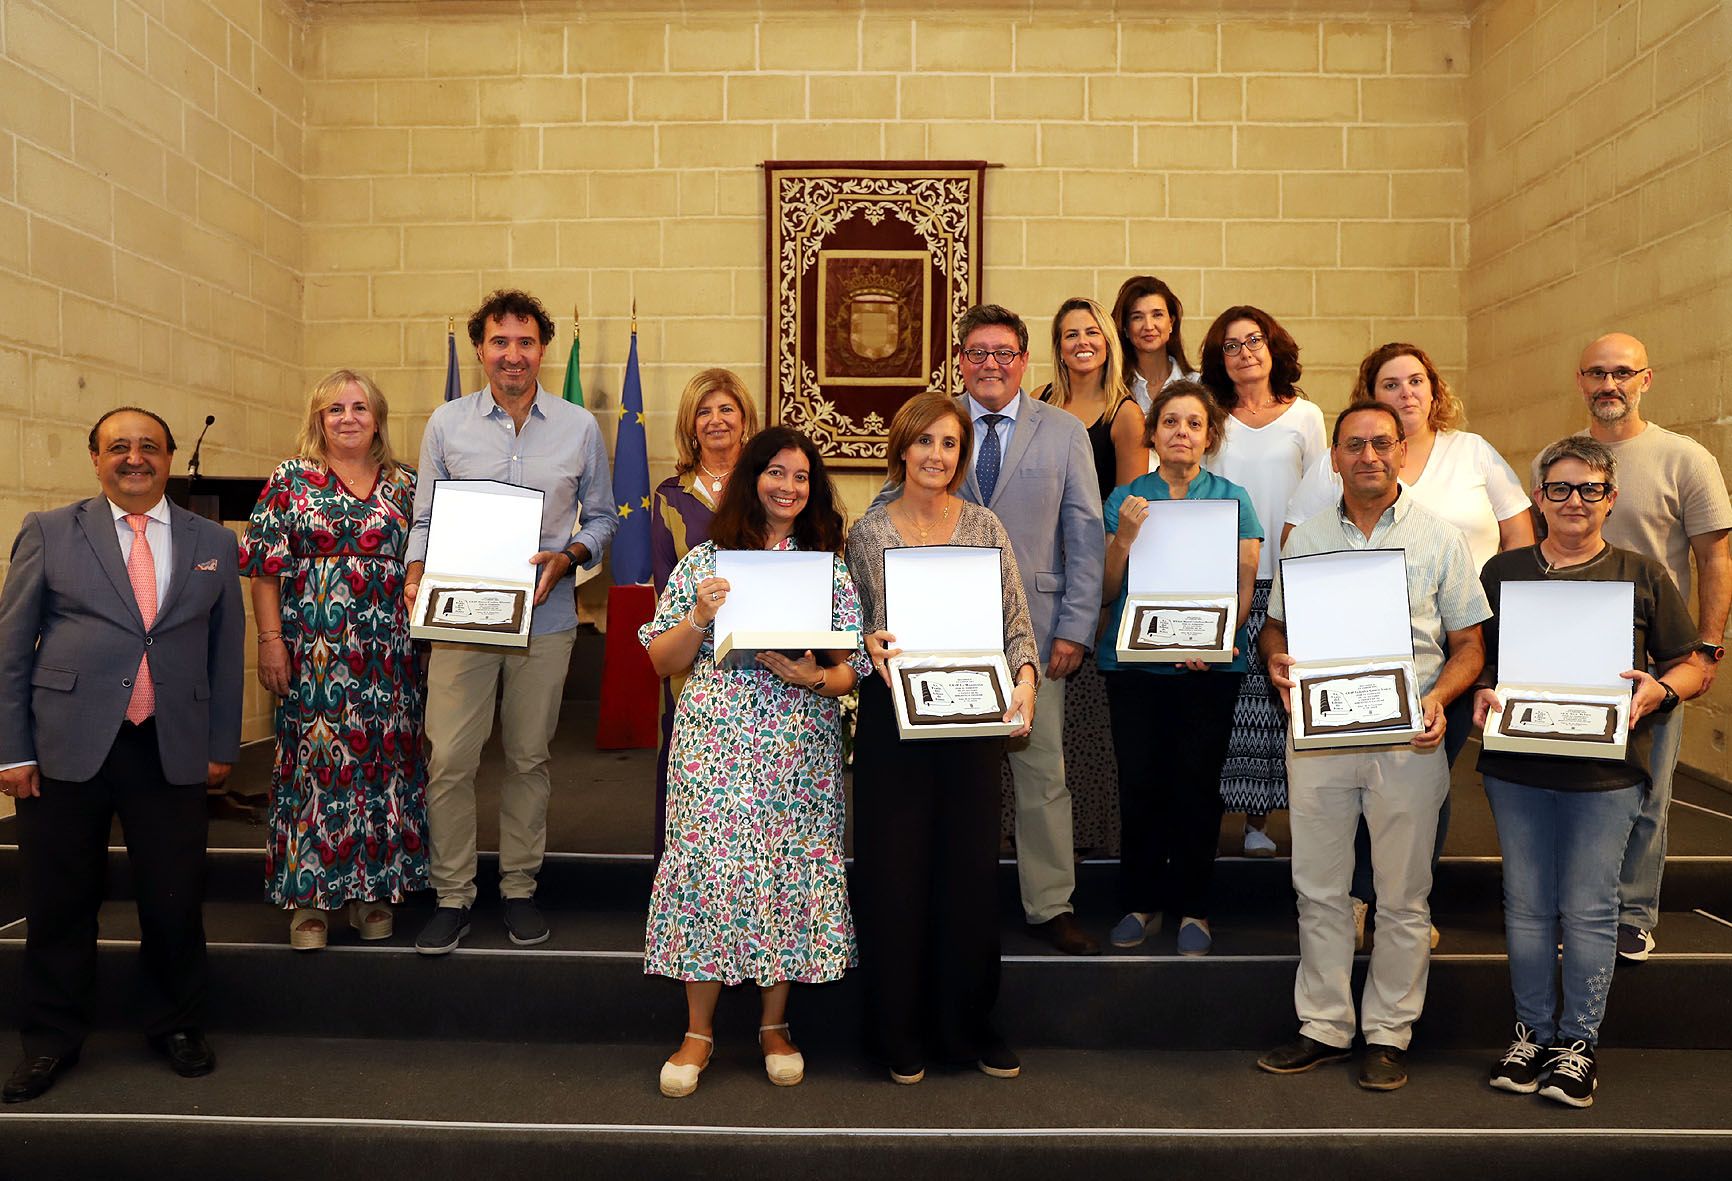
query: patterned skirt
[{"left": 1219, "top": 580, "right": 1289, "bottom": 814}]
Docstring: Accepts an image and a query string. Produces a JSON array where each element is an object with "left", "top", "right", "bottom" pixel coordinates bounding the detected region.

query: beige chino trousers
[
  {"left": 422, "top": 629, "right": 576, "bottom": 908},
  {"left": 1007, "top": 676, "right": 1076, "bottom": 923}
]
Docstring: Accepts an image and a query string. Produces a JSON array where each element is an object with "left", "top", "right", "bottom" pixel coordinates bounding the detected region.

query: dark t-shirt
[{"left": 1475, "top": 544, "right": 1698, "bottom": 791}]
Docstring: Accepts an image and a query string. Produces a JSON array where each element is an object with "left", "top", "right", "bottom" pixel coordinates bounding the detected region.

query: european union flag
[
  {"left": 610, "top": 324, "right": 651, "bottom": 584},
  {"left": 443, "top": 323, "right": 463, "bottom": 401}
]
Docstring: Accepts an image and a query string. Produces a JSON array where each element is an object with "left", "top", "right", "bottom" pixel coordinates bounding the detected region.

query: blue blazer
[
  {"left": 0, "top": 496, "right": 245, "bottom": 785},
  {"left": 874, "top": 391, "right": 1106, "bottom": 662}
]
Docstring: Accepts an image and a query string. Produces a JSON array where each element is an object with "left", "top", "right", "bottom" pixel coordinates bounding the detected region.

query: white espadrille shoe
[
  {"left": 289, "top": 909, "right": 328, "bottom": 951},
  {"left": 348, "top": 900, "right": 394, "bottom": 941},
  {"left": 758, "top": 1023, "right": 805, "bottom": 1087},
  {"left": 659, "top": 1032, "right": 713, "bottom": 1098}
]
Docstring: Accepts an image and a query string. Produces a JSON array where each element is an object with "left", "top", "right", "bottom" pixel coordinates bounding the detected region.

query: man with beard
[{"left": 1557, "top": 334, "right": 1731, "bottom": 961}]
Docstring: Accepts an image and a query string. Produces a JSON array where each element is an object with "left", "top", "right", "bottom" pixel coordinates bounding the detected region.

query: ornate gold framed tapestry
[{"left": 765, "top": 161, "right": 987, "bottom": 470}]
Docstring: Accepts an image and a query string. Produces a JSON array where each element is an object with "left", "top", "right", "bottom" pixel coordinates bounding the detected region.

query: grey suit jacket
[
  {"left": 872, "top": 391, "right": 1106, "bottom": 662},
  {"left": 0, "top": 496, "right": 245, "bottom": 785}
]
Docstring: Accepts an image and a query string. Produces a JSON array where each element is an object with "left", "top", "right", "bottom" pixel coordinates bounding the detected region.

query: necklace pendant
[{"left": 711, "top": 478, "right": 722, "bottom": 493}]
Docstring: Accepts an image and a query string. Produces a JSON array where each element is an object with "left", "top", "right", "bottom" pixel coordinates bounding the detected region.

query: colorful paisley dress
[
  {"left": 240, "top": 458, "right": 429, "bottom": 910},
  {"left": 639, "top": 540, "right": 869, "bottom": 985}
]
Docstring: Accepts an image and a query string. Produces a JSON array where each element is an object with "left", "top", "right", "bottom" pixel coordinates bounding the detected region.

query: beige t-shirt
[{"left": 1542, "top": 423, "right": 1732, "bottom": 603}]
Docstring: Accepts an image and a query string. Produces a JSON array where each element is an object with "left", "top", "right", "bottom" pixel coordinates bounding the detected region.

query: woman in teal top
[{"left": 1099, "top": 380, "right": 1262, "bottom": 956}]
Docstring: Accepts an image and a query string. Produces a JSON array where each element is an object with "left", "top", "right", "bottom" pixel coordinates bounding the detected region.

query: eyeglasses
[
  {"left": 1221, "top": 334, "right": 1266, "bottom": 356},
  {"left": 1336, "top": 436, "right": 1401, "bottom": 455},
  {"left": 1539, "top": 480, "right": 1613, "bottom": 503},
  {"left": 961, "top": 347, "right": 1022, "bottom": 365},
  {"left": 1578, "top": 367, "right": 1649, "bottom": 385}
]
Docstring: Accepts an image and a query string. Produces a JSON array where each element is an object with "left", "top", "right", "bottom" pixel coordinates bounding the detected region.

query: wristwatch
[
  {"left": 1695, "top": 641, "right": 1725, "bottom": 663},
  {"left": 1657, "top": 681, "right": 1681, "bottom": 714}
]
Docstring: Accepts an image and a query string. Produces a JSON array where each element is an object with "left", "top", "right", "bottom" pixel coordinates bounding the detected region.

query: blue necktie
[{"left": 977, "top": 413, "right": 1007, "bottom": 504}]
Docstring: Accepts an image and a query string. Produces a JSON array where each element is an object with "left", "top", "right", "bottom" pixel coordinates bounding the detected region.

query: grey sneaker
[
  {"left": 415, "top": 906, "right": 470, "bottom": 957},
  {"left": 504, "top": 897, "right": 550, "bottom": 946}
]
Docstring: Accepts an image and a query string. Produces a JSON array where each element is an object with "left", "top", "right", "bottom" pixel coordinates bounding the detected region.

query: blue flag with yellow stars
[{"left": 610, "top": 325, "right": 651, "bottom": 584}]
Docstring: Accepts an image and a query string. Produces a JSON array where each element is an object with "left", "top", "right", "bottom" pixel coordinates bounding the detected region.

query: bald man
[{"left": 1552, "top": 334, "right": 1732, "bottom": 960}]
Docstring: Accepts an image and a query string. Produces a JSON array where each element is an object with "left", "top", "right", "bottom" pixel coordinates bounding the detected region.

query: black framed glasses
[
  {"left": 961, "top": 347, "right": 1021, "bottom": 365},
  {"left": 1539, "top": 480, "right": 1613, "bottom": 503},
  {"left": 1221, "top": 334, "right": 1266, "bottom": 356},
  {"left": 1578, "top": 366, "right": 1649, "bottom": 385}
]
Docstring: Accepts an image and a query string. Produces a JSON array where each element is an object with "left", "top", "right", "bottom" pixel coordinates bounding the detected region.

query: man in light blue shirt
[{"left": 405, "top": 289, "right": 618, "bottom": 954}]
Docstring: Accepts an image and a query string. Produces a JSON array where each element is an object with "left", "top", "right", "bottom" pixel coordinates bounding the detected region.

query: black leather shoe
[
  {"left": 3, "top": 1052, "right": 78, "bottom": 1103},
  {"left": 977, "top": 1041, "right": 1022, "bottom": 1079},
  {"left": 1358, "top": 1043, "right": 1408, "bottom": 1091},
  {"left": 1256, "top": 1035, "right": 1353, "bottom": 1074},
  {"left": 1026, "top": 913, "right": 1101, "bottom": 956},
  {"left": 150, "top": 1030, "right": 216, "bottom": 1078}
]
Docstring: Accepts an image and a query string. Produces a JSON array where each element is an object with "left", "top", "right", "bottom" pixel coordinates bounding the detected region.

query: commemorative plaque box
[
  {"left": 1115, "top": 498, "right": 1240, "bottom": 665},
  {"left": 1480, "top": 580, "right": 1633, "bottom": 761},
  {"left": 1282, "top": 548, "right": 1424, "bottom": 751},
  {"left": 410, "top": 479, "right": 544, "bottom": 648},
  {"left": 884, "top": 545, "right": 1022, "bottom": 741},
  {"left": 712, "top": 549, "right": 858, "bottom": 671}
]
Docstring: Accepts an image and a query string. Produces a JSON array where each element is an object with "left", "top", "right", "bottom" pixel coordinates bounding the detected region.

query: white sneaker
[
  {"left": 1243, "top": 826, "right": 1277, "bottom": 857},
  {"left": 1352, "top": 899, "right": 1368, "bottom": 950}
]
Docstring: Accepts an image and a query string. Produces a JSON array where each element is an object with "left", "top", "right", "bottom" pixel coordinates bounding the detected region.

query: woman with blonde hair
[
  {"left": 649, "top": 368, "right": 760, "bottom": 853},
  {"left": 1035, "top": 297, "right": 1146, "bottom": 860},
  {"left": 241, "top": 370, "right": 428, "bottom": 949}
]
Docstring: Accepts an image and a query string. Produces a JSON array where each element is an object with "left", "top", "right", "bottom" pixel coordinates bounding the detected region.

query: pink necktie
[{"left": 124, "top": 513, "right": 157, "bottom": 723}]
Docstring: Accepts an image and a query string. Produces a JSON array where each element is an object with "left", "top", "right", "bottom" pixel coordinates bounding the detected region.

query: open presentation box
[
  {"left": 411, "top": 479, "right": 543, "bottom": 648},
  {"left": 1481, "top": 579, "right": 1633, "bottom": 760},
  {"left": 1282, "top": 548, "right": 1423, "bottom": 750},
  {"left": 712, "top": 549, "right": 857, "bottom": 671},
  {"left": 1115, "top": 498, "right": 1240, "bottom": 664},
  {"left": 884, "top": 545, "right": 1022, "bottom": 741}
]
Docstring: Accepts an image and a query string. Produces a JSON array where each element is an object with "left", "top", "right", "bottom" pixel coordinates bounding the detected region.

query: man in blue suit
[
  {"left": 0, "top": 407, "right": 244, "bottom": 1103},
  {"left": 877, "top": 305, "right": 1106, "bottom": 953}
]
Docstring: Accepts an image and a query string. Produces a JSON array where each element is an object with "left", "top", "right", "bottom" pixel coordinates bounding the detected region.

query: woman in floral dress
[
  {"left": 241, "top": 370, "right": 428, "bottom": 950},
  {"left": 640, "top": 426, "right": 867, "bottom": 1098}
]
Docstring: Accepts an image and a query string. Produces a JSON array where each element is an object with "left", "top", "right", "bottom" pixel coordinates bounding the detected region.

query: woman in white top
[
  {"left": 1198, "top": 305, "right": 1327, "bottom": 854},
  {"left": 1111, "top": 275, "right": 1201, "bottom": 418},
  {"left": 1284, "top": 342, "right": 1534, "bottom": 945}
]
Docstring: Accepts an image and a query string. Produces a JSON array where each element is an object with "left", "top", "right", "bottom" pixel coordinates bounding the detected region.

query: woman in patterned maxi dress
[
  {"left": 641, "top": 427, "right": 868, "bottom": 1098},
  {"left": 241, "top": 370, "right": 428, "bottom": 950}
]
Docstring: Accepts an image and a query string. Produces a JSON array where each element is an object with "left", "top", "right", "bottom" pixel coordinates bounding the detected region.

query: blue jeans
[
  {"left": 1483, "top": 775, "right": 1642, "bottom": 1045},
  {"left": 1618, "top": 707, "right": 1682, "bottom": 931}
]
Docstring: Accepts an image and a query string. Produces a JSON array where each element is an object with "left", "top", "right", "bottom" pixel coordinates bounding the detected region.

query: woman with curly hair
[{"left": 1199, "top": 306, "right": 1326, "bottom": 856}]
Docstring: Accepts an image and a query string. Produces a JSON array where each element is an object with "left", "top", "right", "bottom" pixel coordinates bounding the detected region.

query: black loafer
[
  {"left": 1256, "top": 1034, "right": 1353, "bottom": 1074},
  {"left": 978, "top": 1042, "right": 1022, "bottom": 1079},
  {"left": 151, "top": 1029, "right": 216, "bottom": 1078},
  {"left": 1358, "top": 1043, "right": 1408, "bottom": 1091},
  {"left": 3, "top": 1051, "right": 79, "bottom": 1103}
]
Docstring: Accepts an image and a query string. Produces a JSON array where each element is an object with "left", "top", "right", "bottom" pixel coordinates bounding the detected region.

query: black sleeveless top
[{"left": 1037, "top": 383, "right": 1134, "bottom": 502}]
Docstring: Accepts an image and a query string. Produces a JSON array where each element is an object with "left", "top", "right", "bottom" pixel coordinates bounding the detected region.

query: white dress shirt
[{"left": 110, "top": 496, "right": 174, "bottom": 606}]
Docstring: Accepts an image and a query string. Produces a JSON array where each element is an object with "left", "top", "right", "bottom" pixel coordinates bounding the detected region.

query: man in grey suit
[
  {"left": 0, "top": 407, "right": 244, "bottom": 1103},
  {"left": 877, "top": 305, "right": 1107, "bottom": 953}
]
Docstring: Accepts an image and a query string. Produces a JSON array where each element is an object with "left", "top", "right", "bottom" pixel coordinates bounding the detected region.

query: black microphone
[{"left": 188, "top": 414, "right": 215, "bottom": 480}]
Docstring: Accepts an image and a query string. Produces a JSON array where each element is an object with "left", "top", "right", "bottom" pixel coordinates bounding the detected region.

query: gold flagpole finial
[
  {"left": 573, "top": 307, "right": 580, "bottom": 339},
  {"left": 631, "top": 298, "right": 637, "bottom": 336},
  {"left": 446, "top": 315, "right": 453, "bottom": 335}
]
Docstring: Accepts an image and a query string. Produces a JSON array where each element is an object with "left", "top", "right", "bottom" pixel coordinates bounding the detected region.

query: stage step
[
  {"left": 3, "top": 897, "right": 1730, "bottom": 1050},
  {"left": 1, "top": 1034, "right": 1729, "bottom": 1179}
]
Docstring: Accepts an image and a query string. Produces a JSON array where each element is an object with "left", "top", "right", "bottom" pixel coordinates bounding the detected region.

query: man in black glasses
[
  {"left": 1560, "top": 333, "right": 1732, "bottom": 962},
  {"left": 1256, "top": 402, "right": 1489, "bottom": 1092}
]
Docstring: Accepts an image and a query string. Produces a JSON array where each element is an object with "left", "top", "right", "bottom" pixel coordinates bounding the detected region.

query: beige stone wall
[
  {"left": 1465, "top": 0, "right": 1732, "bottom": 778},
  {"left": 0, "top": 0, "right": 306, "bottom": 743},
  {"left": 298, "top": 2, "right": 1473, "bottom": 522}
]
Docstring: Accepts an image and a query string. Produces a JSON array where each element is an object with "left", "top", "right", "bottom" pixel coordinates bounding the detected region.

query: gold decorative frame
[{"left": 765, "top": 161, "right": 987, "bottom": 469}]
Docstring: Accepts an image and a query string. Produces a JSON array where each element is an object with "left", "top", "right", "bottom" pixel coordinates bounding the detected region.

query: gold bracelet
[{"left": 257, "top": 631, "right": 282, "bottom": 644}]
